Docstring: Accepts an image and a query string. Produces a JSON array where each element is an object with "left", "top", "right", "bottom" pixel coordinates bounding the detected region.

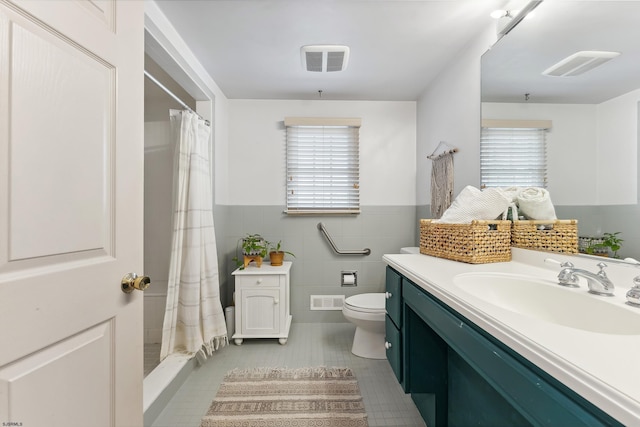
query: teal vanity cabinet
[
  {"left": 386, "top": 267, "right": 624, "bottom": 427},
  {"left": 384, "top": 267, "right": 404, "bottom": 386}
]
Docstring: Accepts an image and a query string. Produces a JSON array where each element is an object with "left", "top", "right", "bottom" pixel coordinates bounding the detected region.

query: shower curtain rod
[{"left": 144, "top": 70, "right": 210, "bottom": 126}]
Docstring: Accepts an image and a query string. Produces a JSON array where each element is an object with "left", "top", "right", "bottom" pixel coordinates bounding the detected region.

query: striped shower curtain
[{"left": 160, "top": 110, "right": 227, "bottom": 363}]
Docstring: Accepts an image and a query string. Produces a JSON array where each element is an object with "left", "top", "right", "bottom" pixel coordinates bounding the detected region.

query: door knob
[{"left": 121, "top": 273, "right": 151, "bottom": 293}]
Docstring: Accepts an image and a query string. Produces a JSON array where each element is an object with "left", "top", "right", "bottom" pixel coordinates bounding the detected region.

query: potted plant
[
  {"left": 267, "top": 240, "right": 296, "bottom": 266},
  {"left": 594, "top": 232, "right": 623, "bottom": 258},
  {"left": 581, "top": 236, "right": 607, "bottom": 256},
  {"left": 233, "top": 234, "right": 268, "bottom": 268}
]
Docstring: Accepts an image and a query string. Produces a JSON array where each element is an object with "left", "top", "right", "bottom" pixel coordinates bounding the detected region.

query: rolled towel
[
  {"left": 517, "top": 187, "right": 556, "bottom": 220},
  {"left": 500, "top": 186, "right": 523, "bottom": 203},
  {"left": 437, "top": 185, "right": 512, "bottom": 223}
]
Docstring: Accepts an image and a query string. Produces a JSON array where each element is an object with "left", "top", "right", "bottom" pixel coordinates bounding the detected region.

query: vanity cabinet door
[
  {"left": 385, "top": 316, "right": 402, "bottom": 383},
  {"left": 385, "top": 267, "right": 403, "bottom": 328}
]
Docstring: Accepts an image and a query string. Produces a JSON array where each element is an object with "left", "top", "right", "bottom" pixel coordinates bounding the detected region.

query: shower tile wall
[
  {"left": 144, "top": 121, "right": 173, "bottom": 344},
  {"left": 216, "top": 205, "right": 418, "bottom": 323},
  {"left": 144, "top": 294, "right": 166, "bottom": 343}
]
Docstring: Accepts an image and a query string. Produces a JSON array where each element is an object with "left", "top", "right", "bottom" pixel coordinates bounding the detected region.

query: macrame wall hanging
[{"left": 427, "top": 141, "right": 458, "bottom": 219}]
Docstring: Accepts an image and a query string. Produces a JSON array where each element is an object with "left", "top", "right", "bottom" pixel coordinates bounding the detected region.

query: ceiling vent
[
  {"left": 301, "top": 45, "right": 350, "bottom": 72},
  {"left": 542, "top": 51, "right": 620, "bottom": 77}
]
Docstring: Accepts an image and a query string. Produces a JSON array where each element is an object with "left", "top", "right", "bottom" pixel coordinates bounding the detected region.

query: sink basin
[{"left": 453, "top": 272, "right": 640, "bottom": 335}]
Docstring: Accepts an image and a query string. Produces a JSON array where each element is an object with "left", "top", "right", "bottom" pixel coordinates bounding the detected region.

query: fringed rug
[{"left": 200, "top": 366, "right": 369, "bottom": 427}]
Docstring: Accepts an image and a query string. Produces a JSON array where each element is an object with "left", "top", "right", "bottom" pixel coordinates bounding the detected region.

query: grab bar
[{"left": 317, "top": 222, "right": 371, "bottom": 256}]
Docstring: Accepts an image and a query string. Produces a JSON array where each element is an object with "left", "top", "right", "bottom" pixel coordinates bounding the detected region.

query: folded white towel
[
  {"left": 517, "top": 187, "right": 556, "bottom": 220},
  {"left": 436, "top": 185, "right": 512, "bottom": 224}
]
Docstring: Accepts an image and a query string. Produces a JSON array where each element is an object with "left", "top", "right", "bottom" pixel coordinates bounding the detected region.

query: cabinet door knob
[
  {"left": 256, "top": 278, "right": 262, "bottom": 285},
  {"left": 385, "top": 292, "right": 392, "bottom": 299},
  {"left": 385, "top": 341, "right": 392, "bottom": 349},
  {"left": 274, "top": 298, "right": 279, "bottom": 305}
]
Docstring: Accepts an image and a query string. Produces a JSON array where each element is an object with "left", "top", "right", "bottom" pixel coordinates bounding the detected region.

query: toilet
[{"left": 342, "top": 293, "right": 386, "bottom": 359}]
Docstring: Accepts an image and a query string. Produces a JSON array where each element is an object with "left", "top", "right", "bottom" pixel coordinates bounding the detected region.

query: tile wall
[{"left": 215, "top": 205, "right": 418, "bottom": 323}]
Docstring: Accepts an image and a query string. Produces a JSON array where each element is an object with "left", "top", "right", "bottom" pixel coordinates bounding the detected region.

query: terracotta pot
[{"left": 269, "top": 251, "right": 284, "bottom": 266}]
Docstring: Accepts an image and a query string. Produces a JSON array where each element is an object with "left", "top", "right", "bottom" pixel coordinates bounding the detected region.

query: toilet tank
[{"left": 400, "top": 247, "right": 420, "bottom": 254}]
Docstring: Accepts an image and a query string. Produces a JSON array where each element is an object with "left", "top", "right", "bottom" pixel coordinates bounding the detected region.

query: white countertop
[{"left": 383, "top": 248, "right": 640, "bottom": 426}]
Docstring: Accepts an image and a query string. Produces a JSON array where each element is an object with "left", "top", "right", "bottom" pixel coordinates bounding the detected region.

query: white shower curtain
[{"left": 160, "top": 110, "right": 227, "bottom": 363}]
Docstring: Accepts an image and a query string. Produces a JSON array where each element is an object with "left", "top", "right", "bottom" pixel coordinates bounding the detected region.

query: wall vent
[
  {"left": 310, "top": 295, "right": 345, "bottom": 311},
  {"left": 301, "top": 45, "right": 350, "bottom": 72},
  {"left": 543, "top": 51, "right": 620, "bottom": 77}
]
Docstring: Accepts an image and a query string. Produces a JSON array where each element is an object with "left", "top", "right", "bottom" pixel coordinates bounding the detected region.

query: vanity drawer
[
  {"left": 385, "top": 267, "right": 403, "bottom": 328},
  {"left": 235, "top": 274, "right": 281, "bottom": 288},
  {"left": 385, "top": 315, "right": 402, "bottom": 384}
]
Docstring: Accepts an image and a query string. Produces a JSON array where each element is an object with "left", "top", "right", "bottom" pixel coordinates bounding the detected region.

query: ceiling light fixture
[
  {"left": 491, "top": 9, "right": 521, "bottom": 19},
  {"left": 301, "top": 45, "right": 350, "bottom": 72},
  {"left": 543, "top": 51, "right": 621, "bottom": 77},
  {"left": 490, "top": 9, "right": 508, "bottom": 19},
  {"left": 496, "top": 0, "right": 543, "bottom": 37}
]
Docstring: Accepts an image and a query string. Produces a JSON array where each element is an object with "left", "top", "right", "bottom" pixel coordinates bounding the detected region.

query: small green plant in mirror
[
  {"left": 582, "top": 237, "right": 605, "bottom": 256},
  {"left": 594, "top": 232, "right": 623, "bottom": 258}
]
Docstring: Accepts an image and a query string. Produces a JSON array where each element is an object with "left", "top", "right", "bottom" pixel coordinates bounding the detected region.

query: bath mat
[{"left": 200, "top": 366, "right": 369, "bottom": 427}]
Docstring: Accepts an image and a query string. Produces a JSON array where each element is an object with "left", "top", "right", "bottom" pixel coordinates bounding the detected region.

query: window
[
  {"left": 285, "top": 117, "right": 361, "bottom": 214},
  {"left": 480, "top": 119, "right": 551, "bottom": 188}
]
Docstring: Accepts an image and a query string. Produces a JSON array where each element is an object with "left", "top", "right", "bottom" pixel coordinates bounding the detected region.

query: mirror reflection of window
[{"left": 480, "top": 120, "right": 551, "bottom": 189}]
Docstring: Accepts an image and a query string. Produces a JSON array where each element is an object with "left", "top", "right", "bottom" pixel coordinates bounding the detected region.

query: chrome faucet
[
  {"left": 626, "top": 276, "right": 640, "bottom": 306},
  {"left": 556, "top": 261, "right": 615, "bottom": 296}
]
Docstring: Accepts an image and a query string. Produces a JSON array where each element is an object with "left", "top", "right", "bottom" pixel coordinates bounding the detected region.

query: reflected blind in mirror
[
  {"left": 285, "top": 117, "right": 361, "bottom": 214},
  {"left": 481, "top": 126, "right": 548, "bottom": 188}
]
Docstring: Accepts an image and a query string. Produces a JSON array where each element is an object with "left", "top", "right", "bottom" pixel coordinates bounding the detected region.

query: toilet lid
[{"left": 344, "top": 293, "right": 385, "bottom": 312}]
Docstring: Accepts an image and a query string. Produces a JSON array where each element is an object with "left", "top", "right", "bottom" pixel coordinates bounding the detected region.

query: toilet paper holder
[{"left": 341, "top": 271, "right": 357, "bottom": 286}]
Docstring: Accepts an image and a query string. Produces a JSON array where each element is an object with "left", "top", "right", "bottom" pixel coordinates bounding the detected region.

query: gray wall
[{"left": 215, "top": 205, "right": 417, "bottom": 322}]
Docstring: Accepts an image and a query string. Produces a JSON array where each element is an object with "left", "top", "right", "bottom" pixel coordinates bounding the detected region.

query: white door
[{"left": 0, "top": 1, "right": 144, "bottom": 426}]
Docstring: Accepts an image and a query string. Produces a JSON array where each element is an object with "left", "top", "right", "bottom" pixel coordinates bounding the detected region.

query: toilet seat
[{"left": 344, "top": 293, "right": 385, "bottom": 314}]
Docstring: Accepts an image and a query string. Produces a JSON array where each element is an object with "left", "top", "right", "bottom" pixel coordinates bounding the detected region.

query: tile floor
[{"left": 150, "top": 322, "right": 426, "bottom": 427}]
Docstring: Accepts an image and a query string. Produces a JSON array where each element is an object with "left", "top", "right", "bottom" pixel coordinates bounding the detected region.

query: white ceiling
[{"left": 152, "top": 0, "right": 507, "bottom": 101}]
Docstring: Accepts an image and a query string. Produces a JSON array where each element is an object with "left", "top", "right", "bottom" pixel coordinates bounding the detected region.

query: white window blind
[
  {"left": 285, "top": 117, "right": 361, "bottom": 214},
  {"left": 481, "top": 120, "right": 550, "bottom": 188}
]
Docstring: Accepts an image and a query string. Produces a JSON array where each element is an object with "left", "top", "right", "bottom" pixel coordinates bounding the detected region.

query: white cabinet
[{"left": 232, "top": 262, "right": 292, "bottom": 345}]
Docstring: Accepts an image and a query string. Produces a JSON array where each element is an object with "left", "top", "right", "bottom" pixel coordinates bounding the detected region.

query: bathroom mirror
[
  {"left": 481, "top": 0, "right": 640, "bottom": 259},
  {"left": 482, "top": 2, "right": 640, "bottom": 104}
]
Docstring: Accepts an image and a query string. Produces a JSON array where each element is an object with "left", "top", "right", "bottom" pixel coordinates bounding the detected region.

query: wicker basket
[
  {"left": 511, "top": 220, "right": 578, "bottom": 254},
  {"left": 420, "top": 219, "right": 512, "bottom": 264}
]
